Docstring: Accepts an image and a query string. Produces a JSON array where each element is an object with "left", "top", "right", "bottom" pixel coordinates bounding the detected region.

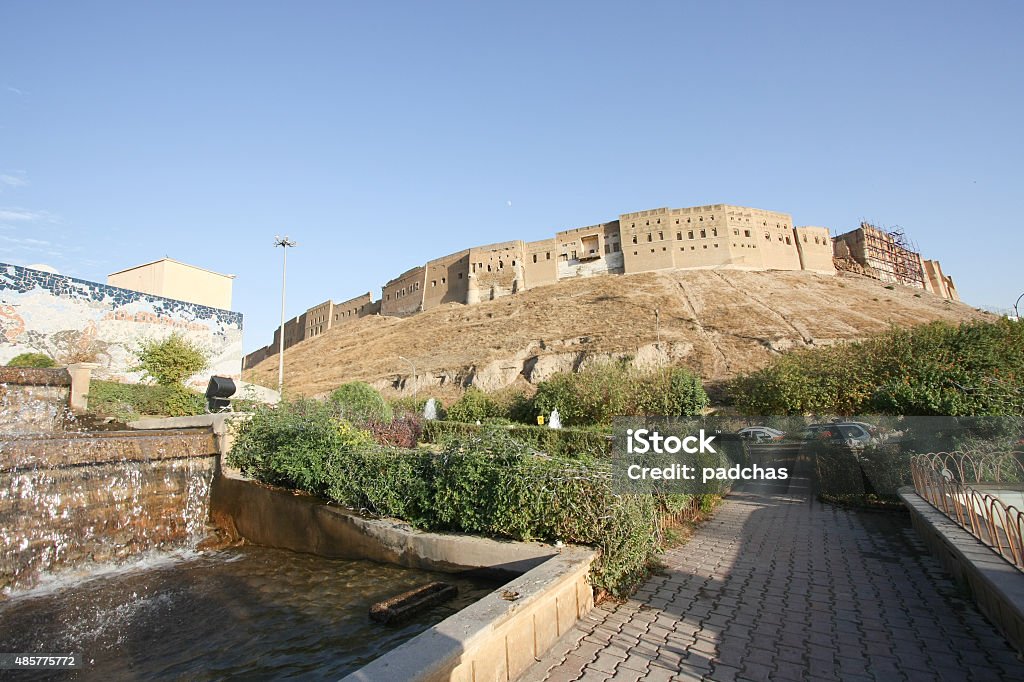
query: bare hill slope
[{"left": 244, "top": 269, "right": 989, "bottom": 398}]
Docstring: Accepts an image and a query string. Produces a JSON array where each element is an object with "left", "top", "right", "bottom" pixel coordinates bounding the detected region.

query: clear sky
[{"left": 2, "top": 1, "right": 1021, "bottom": 352}]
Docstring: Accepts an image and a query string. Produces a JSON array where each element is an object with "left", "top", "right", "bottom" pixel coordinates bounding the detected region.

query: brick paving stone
[{"left": 526, "top": 472, "right": 1024, "bottom": 682}]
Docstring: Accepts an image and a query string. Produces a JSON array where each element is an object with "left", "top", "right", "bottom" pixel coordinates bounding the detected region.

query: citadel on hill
[{"left": 243, "top": 202, "right": 960, "bottom": 370}]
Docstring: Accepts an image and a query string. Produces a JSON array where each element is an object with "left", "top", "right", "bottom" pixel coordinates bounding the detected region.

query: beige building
[
  {"left": 619, "top": 204, "right": 806, "bottom": 274},
  {"left": 108, "top": 258, "right": 235, "bottom": 310},
  {"left": 305, "top": 300, "right": 334, "bottom": 339},
  {"left": 794, "top": 226, "right": 836, "bottom": 274},
  {"left": 381, "top": 266, "right": 426, "bottom": 317},
  {"left": 333, "top": 292, "right": 379, "bottom": 324},
  {"left": 423, "top": 250, "right": 471, "bottom": 310},
  {"left": 467, "top": 241, "right": 526, "bottom": 304}
]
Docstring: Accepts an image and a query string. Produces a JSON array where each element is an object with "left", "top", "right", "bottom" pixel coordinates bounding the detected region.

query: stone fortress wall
[{"left": 243, "top": 203, "right": 960, "bottom": 369}]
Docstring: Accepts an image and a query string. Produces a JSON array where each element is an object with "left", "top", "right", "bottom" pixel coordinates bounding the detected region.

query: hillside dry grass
[{"left": 244, "top": 269, "right": 989, "bottom": 398}]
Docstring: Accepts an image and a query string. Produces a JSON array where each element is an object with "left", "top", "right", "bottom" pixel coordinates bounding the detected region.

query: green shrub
[
  {"left": 389, "top": 394, "right": 445, "bottom": 419},
  {"left": 228, "top": 406, "right": 665, "bottom": 596},
  {"left": 730, "top": 319, "right": 1024, "bottom": 416},
  {"left": 329, "top": 381, "right": 393, "bottom": 424},
  {"left": 446, "top": 387, "right": 499, "bottom": 423},
  {"left": 131, "top": 333, "right": 209, "bottom": 386},
  {"left": 227, "top": 399, "right": 374, "bottom": 493},
  {"left": 87, "top": 380, "right": 205, "bottom": 418},
  {"left": 532, "top": 361, "right": 631, "bottom": 427},
  {"left": 421, "top": 420, "right": 612, "bottom": 458},
  {"left": 6, "top": 352, "right": 57, "bottom": 368},
  {"left": 487, "top": 387, "right": 535, "bottom": 424},
  {"left": 531, "top": 361, "right": 709, "bottom": 427},
  {"left": 628, "top": 367, "right": 709, "bottom": 417}
]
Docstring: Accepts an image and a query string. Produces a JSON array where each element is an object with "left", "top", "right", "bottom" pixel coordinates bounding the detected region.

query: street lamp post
[
  {"left": 274, "top": 235, "right": 297, "bottom": 397},
  {"left": 399, "top": 355, "right": 416, "bottom": 392},
  {"left": 1014, "top": 292, "right": 1024, "bottom": 321}
]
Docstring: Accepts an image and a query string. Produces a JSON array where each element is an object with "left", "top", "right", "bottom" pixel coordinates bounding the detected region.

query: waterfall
[{"left": 0, "top": 431, "right": 218, "bottom": 596}]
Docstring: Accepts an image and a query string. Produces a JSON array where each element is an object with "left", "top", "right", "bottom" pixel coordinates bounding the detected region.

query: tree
[{"left": 131, "top": 333, "right": 209, "bottom": 386}]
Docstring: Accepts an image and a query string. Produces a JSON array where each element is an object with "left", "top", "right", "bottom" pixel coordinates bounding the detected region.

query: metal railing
[{"left": 911, "top": 452, "right": 1024, "bottom": 570}]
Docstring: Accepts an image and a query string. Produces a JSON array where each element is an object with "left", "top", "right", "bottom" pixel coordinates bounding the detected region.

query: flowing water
[
  {"left": 1, "top": 431, "right": 219, "bottom": 594},
  {"left": 0, "top": 544, "right": 502, "bottom": 680},
  {"left": 1, "top": 410, "right": 503, "bottom": 679}
]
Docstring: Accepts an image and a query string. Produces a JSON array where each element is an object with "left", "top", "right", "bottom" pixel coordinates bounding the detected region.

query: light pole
[
  {"left": 399, "top": 355, "right": 416, "bottom": 391},
  {"left": 274, "top": 235, "right": 297, "bottom": 397},
  {"left": 1015, "top": 292, "right": 1024, "bottom": 321}
]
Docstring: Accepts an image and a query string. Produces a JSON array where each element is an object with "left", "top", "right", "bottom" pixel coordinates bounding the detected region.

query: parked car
[
  {"left": 737, "top": 426, "right": 785, "bottom": 443},
  {"left": 801, "top": 422, "right": 874, "bottom": 447}
]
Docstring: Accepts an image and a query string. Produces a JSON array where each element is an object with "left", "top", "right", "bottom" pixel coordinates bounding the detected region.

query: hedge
[
  {"left": 421, "top": 420, "right": 612, "bottom": 458},
  {"left": 730, "top": 319, "right": 1024, "bottom": 416},
  {"left": 87, "top": 380, "right": 205, "bottom": 420},
  {"left": 228, "top": 401, "right": 676, "bottom": 596}
]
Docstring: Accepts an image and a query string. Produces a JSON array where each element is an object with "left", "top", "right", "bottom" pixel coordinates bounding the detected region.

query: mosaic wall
[{"left": 0, "top": 262, "right": 243, "bottom": 385}]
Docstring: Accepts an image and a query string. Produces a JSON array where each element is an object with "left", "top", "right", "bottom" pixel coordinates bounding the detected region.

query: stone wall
[
  {"left": 0, "top": 367, "right": 72, "bottom": 434},
  {"left": 305, "top": 299, "right": 334, "bottom": 339},
  {"left": 332, "top": 292, "right": 377, "bottom": 325},
  {"left": 523, "top": 238, "right": 558, "bottom": 289},
  {"left": 0, "top": 262, "right": 243, "bottom": 386},
  {"left": 0, "top": 429, "right": 218, "bottom": 594}
]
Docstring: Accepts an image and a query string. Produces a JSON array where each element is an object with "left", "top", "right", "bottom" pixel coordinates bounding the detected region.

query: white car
[{"left": 737, "top": 426, "right": 785, "bottom": 443}]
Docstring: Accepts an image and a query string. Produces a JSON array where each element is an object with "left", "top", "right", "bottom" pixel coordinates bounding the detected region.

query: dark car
[{"left": 801, "top": 422, "right": 873, "bottom": 446}]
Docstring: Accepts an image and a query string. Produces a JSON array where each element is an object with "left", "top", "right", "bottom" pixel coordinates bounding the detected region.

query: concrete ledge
[
  {"left": 899, "top": 486, "right": 1024, "bottom": 653},
  {"left": 210, "top": 473, "right": 597, "bottom": 680},
  {"left": 128, "top": 413, "right": 250, "bottom": 456},
  {"left": 0, "top": 366, "right": 71, "bottom": 386},
  {"left": 211, "top": 471, "right": 561, "bottom": 575},
  {"left": 0, "top": 429, "right": 217, "bottom": 471},
  {"left": 344, "top": 547, "right": 595, "bottom": 682}
]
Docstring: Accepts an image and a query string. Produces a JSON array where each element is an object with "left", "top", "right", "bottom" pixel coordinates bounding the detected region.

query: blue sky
[{"left": 1, "top": 1, "right": 1021, "bottom": 352}]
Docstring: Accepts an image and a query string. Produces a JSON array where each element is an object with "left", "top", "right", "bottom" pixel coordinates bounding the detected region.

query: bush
[
  {"left": 445, "top": 387, "right": 499, "bottom": 423},
  {"left": 131, "top": 333, "right": 209, "bottom": 386},
  {"left": 389, "top": 395, "right": 445, "bottom": 419},
  {"left": 629, "top": 367, "right": 709, "bottom": 417},
  {"left": 531, "top": 361, "right": 709, "bottom": 427},
  {"left": 228, "top": 406, "right": 669, "bottom": 596},
  {"left": 422, "top": 420, "right": 612, "bottom": 458},
  {"left": 329, "top": 381, "right": 393, "bottom": 424},
  {"left": 730, "top": 319, "right": 1024, "bottom": 416},
  {"left": 366, "top": 414, "right": 423, "bottom": 448},
  {"left": 6, "top": 352, "right": 57, "bottom": 368},
  {"left": 532, "top": 361, "right": 632, "bottom": 427},
  {"left": 227, "top": 399, "right": 375, "bottom": 494},
  {"left": 87, "top": 380, "right": 205, "bottom": 419}
]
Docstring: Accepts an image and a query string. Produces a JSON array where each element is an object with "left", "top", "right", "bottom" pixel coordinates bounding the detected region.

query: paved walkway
[{"left": 525, "top": 473, "right": 1024, "bottom": 682}]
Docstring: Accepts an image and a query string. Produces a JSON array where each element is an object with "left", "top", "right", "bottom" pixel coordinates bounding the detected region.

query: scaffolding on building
[{"left": 858, "top": 221, "right": 926, "bottom": 288}]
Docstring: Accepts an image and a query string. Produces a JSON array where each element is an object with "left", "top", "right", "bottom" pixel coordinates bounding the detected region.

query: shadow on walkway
[{"left": 526, "top": 456, "right": 1024, "bottom": 682}]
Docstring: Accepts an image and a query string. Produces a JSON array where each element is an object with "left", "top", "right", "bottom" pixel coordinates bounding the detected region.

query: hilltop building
[
  {"left": 242, "top": 203, "right": 958, "bottom": 370},
  {"left": 833, "top": 223, "right": 959, "bottom": 301}
]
